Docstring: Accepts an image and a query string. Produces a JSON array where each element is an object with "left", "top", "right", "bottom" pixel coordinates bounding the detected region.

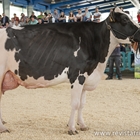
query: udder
[{"left": 2, "top": 71, "right": 19, "bottom": 93}]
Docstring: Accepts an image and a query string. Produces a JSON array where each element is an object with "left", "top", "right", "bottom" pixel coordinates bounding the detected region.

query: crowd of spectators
[
  {"left": 0, "top": 7, "right": 102, "bottom": 28},
  {"left": 0, "top": 11, "right": 54, "bottom": 28},
  {"left": 0, "top": 6, "right": 139, "bottom": 28}
]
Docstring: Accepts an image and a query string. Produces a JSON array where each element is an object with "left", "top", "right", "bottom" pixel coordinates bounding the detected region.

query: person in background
[
  {"left": 52, "top": 9, "right": 59, "bottom": 23},
  {"left": 120, "top": 44, "right": 126, "bottom": 53},
  {"left": 20, "top": 18, "right": 26, "bottom": 26},
  {"left": 43, "top": 12, "right": 49, "bottom": 24},
  {"left": 1, "top": 13, "right": 9, "bottom": 26},
  {"left": 25, "top": 17, "right": 30, "bottom": 25},
  {"left": 68, "top": 11, "right": 76, "bottom": 22},
  {"left": 13, "top": 13, "right": 19, "bottom": 22},
  {"left": 83, "top": 7, "right": 92, "bottom": 22},
  {"left": 30, "top": 12, "right": 37, "bottom": 19},
  {"left": 0, "top": 25, "right": 3, "bottom": 28},
  {"left": 37, "top": 18, "right": 44, "bottom": 24},
  {"left": 14, "top": 20, "right": 20, "bottom": 27},
  {"left": 59, "top": 11, "right": 66, "bottom": 22},
  {"left": 93, "top": 7, "right": 101, "bottom": 22},
  {"left": 20, "top": 13, "right": 27, "bottom": 23},
  {"left": 106, "top": 44, "right": 122, "bottom": 80},
  {"left": 30, "top": 16, "right": 38, "bottom": 25},
  {"left": 44, "top": 12, "right": 48, "bottom": 18},
  {"left": 48, "top": 13, "right": 53, "bottom": 23},
  {"left": 5, "top": 22, "right": 9, "bottom": 28},
  {"left": 76, "top": 9, "right": 83, "bottom": 22},
  {"left": 9, "top": 18, "right": 15, "bottom": 27},
  {"left": 1, "top": 22, "right": 9, "bottom": 28},
  {"left": 37, "top": 11, "right": 44, "bottom": 19},
  {"left": 137, "top": 10, "right": 140, "bottom": 24}
]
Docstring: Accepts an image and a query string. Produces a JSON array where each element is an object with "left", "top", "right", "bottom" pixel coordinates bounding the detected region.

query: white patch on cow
[
  {"left": 17, "top": 67, "right": 70, "bottom": 89},
  {"left": 0, "top": 29, "right": 10, "bottom": 73},
  {"left": 0, "top": 29, "right": 22, "bottom": 80},
  {"left": 12, "top": 26, "right": 24, "bottom": 30},
  {"left": 68, "top": 76, "right": 84, "bottom": 131},
  {"left": 16, "top": 68, "right": 87, "bottom": 89},
  {"left": 117, "top": 37, "right": 131, "bottom": 44},
  {"left": 114, "top": 7, "right": 123, "bottom": 13},
  {"left": 7, "top": 49, "right": 20, "bottom": 72},
  {"left": 16, "top": 49, "right": 21, "bottom": 53},
  {"left": 0, "top": 29, "right": 21, "bottom": 95},
  {"left": 74, "top": 37, "right": 81, "bottom": 57},
  {"left": 74, "top": 47, "right": 80, "bottom": 57}
]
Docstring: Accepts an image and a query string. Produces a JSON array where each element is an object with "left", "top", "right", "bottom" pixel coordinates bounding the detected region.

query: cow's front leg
[
  {"left": 0, "top": 94, "right": 8, "bottom": 133},
  {"left": 68, "top": 83, "right": 83, "bottom": 135},
  {"left": 77, "top": 90, "right": 89, "bottom": 131}
]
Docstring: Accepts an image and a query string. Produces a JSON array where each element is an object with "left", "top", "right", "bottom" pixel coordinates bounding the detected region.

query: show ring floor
[{"left": 0, "top": 72, "right": 140, "bottom": 140}]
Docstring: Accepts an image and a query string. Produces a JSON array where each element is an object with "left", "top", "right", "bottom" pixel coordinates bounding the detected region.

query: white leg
[
  {"left": 0, "top": 93, "right": 8, "bottom": 133},
  {"left": 77, "top": 90, "right": 89, "bottom": 131},
  {"left": 68, "top": 82, "right": 83, "bottom": 135},
  {"left": 0, "top": 66, "right": 8, "bottom": 133}
]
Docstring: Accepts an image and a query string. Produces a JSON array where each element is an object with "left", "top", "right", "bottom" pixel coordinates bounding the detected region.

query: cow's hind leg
[
  {"left": 77, "top": 90, "right": 89, "bottom": 131},
  {"left": 68, "top": 83, "right": 83, "bottom": 135}
]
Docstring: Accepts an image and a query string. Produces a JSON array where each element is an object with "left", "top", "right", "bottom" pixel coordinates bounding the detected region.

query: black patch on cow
[
  {"left": 15, "top": 52, "right": 20, "bottom": 62},
  {"left": 14, "top": 69, "right": 18, "bottom": 75},
  {"left": 5, "top": 22, "right": 110, "bottom": 84},
  {"left": 71, "top": 85, "right": 73, "bottom": 89},
  {"left": 78, "top": 76, "right": 85, "bottom": 85}
]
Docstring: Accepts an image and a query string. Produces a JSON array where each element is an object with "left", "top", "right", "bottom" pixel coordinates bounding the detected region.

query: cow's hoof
[
  {"left": 68, "top": 130, "right": 78, "bottom": 135},
  {"left": 80, "top": 127, "right": 89, "bottom": 131}
]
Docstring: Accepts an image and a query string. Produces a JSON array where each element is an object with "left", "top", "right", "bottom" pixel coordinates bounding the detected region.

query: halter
[
  {"left": 129, "top": 28, "right": 140, "bottom": 43},
  {"left": 105, "top": 13, "right": 140, "bottom": 42}
]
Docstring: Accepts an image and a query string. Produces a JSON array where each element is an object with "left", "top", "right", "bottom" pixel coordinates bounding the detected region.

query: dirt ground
[{"left": 0, "top": 75, "right": 140, "bottom": 140}]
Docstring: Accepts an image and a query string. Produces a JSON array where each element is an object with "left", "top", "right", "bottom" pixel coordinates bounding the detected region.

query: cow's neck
[{"left": 96, "top": 31, "right": 119, "bottom": 73}]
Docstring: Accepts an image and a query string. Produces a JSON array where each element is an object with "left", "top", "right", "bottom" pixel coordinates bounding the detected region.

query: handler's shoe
[
  {"left": 118, "top": 77, "right": 122, "bottom": 80},
  {"left": 106, "top": 77, "right": 113, "bottom": 80}
]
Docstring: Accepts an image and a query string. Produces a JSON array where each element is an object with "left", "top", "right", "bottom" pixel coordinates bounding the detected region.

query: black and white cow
[{"left": 0, "top": 7, "right": 140, "bottom": 134}]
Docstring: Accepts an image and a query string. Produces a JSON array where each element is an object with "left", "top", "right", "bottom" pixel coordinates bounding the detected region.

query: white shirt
[
  {"left": 85, "top": 11, "right": 92, "bottom": 18},
  {"left": 94, "top": 12, "right": 101, "bottom": 20},
  {"left": 76, "top": 13, "right": 83, "bottom": 18}
]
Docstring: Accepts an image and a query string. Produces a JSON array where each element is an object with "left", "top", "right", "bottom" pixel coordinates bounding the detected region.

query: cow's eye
[
  {"left": 122, "top": 18, "right": 127, "bottom": 23},
  {"left": 123, "top": 17, "right": 129, "bottom": 21},
  {"left": 121, "top": 16, "right": 129, "bottom": 25}
]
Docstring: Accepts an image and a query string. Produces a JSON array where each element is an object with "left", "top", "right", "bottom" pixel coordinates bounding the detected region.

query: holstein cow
[{"left": 0, "top": 7, "right": 140, "bottom": 135}]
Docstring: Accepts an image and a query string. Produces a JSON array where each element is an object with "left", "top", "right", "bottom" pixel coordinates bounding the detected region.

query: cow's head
[{"left": 107, "top": 7, "right": 140, "bottom": 52}]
